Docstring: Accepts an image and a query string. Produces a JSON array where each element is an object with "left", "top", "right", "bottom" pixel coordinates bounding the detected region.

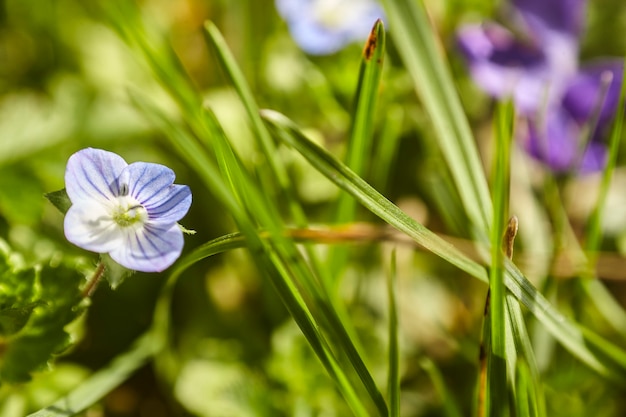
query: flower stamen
[{"left": 112, "top": 200, "right": 147, "bottom": 227}]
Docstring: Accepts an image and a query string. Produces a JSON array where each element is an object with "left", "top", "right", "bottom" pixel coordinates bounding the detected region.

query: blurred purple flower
[
  {"left": 64, "top": 148, "right": 192, "bottom": 272},
  {"left": 457, "top": 0, "right": 623, "bottom": 173},
  {"left": 275, "top": 0, "right": 385, "bottom": 55}
]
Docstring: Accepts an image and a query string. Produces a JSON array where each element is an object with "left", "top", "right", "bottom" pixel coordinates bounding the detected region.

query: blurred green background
[{"left": 2, "top": 0, "right": 626, "bottom": 416}]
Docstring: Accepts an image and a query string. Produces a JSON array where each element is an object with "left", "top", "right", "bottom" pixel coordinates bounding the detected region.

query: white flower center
[{"left": 111, "top": 195, "right": 148, "bottom": 228}]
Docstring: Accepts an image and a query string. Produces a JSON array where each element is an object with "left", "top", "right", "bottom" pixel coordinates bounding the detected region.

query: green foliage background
[{"left": 1, "top": 0, "right": 626, "bottom": 416}]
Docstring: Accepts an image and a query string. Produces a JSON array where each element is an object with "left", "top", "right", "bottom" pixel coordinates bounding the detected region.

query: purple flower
[
  {"left": 275, "top": 0, "right": 385, "bottom": 55},
  {"left": 64, "top": 148, "right": 192, "bottom": 272},
  {"left": 457, "top": 0, "right": 623, "bottom": 173}
]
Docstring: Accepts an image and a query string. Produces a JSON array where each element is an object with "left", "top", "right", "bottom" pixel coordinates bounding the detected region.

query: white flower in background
[
  {"left": 276, "top": 0, "right": 385, "bottom": 55},
  {"left": 64, "top": 148, "right": 192, "bottom": 272}
]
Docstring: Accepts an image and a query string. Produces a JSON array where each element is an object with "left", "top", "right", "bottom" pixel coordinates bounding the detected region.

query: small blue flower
[
  {"left": 457, "top": 0, "right": 623, "bottom": 173},
  {"left": 64, "top": 148, "right": 192, "bottom": 272},
  {"left": 276, "top": 0, "right": 385, "bottom": 55}
]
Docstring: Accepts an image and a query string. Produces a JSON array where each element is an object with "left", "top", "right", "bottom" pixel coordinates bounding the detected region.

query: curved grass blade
[
  {"left": 380, "top": 0, "right": 492, "bottom": 238},
  {"left": 203, "top": 21, "right": 310, "bottom": 229},
  {"left": 131, "top": 93, "right": 376, "bottom": 417},
  {"left": 111, "top": 0, "right": 387, "bottom": 405},
  {"left": 261, "top": 109, "right": 626, "bottom": 380},
  {"left": 27, "top": 332, "right": 159, "bottom": 417}
]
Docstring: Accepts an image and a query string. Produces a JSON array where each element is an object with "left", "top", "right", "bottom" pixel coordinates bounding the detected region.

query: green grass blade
[
  {"left": 329, "top": 19, "right": 386, "bottom": 280},
  {"left": 123, "top": 36, "right": 380, "bottom": 416},
  {"left": 261, "top": 109, "right": 626, "bottom": 380},
  {"left": 487, "top": 102, "right": 514, "bottom": 416},
  {"left": 514, "top": 359, "right": 542, "bottom": 417},
  {"left": 380, "top": 0, "right": 492, "bottom": 237},
  {"left": 203, "top": 22, "right": 374, "bottom": 369},
  {"left": 514, "top": 359, "right": 532, "bottom": 417},
  {"left": 421, "top": 358, "right": 463, "bottom": 417},
  {"left": 387, "top": 249, "right": 400, "bottom": 417},
  {"left": 373, "top": 105, "right": 404, "bottom": 191},
  {"left": 263, "top": 109, "right": 486, "bottom": 278},
  {"left": 584, "top": 60, "right": 626, "bottom": 256},
  {"left": 27, "top": 332, "right": 159, "bottom": 417},
  {"left": 581, "top": 59, "right": 626, "bottom": 335},
  {"left": 506, "top": 295, "right": 546, "bottom": 417},
  {"left": 335, "top": 19, "right": 385, "bottom": 220},
  {"left": 203, "top": 21, "right": 309, "bottom": 227}
]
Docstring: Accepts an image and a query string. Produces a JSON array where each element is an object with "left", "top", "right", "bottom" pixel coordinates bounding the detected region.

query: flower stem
[{"left": 82, "top": 262, "right": 106, "bottom": 298}]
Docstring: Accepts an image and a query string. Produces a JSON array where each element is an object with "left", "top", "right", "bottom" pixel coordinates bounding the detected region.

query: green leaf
[
  {"left": 0, "top": 302, "right": 45, "bottom": 336},
  {"left": 0, "top": 242, "right": 37, "bottom": 337},
  {"left": 0, "top": 252, "right": 85, "bottom": 384},
  {"left": 44, "top": 189, "right": 72, "bottom": 216}
]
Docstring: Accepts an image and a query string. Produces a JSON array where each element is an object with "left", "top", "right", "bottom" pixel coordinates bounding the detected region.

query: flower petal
[
  {"left": 109, "top": 223, "right": 184, "bottom": 272},
  {"left": 123, "top": 162, "right": 176, "bottom": 203},
  {"left": 65, "top": 148, "right": 127, "bottom": 203},
  {"left": 144, "top": 185, "right": 192, "bottom": 224},
  {"left": 513, "top": 0, "right": 586, "bottom": 37},
  {"left": 122, "top": 162, "right": 192, "bottom": 223},
  {"left": 562, "top": 60, "right": 624, "bottom": 130},
  {"left": 523, "top": 108, "right": 606, "bottom": 173},
  {"left": 64, "top": 201, "right": 124, "bottom": 254},
  {"left": 275, "top": 0, "right": 385, "bottom": 55},
  {"left": 579, "top": 142, "right": 608, "bottom": 173},
  {"left": 457, "top": 23, "right": 551, "bottom": 113}
]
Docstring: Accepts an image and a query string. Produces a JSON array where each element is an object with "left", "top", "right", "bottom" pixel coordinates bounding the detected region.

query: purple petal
[
  {"left": 123, "top": 162, "right": 192, "bottom": 224},
  {"left": 562, "top": 60, "right": 624, "bottom": 131},
  {"left": 457, "top": 23, "right": 551, "bottom": 113},
  {"left": 65, "top": 148, "right": 127, "bottom": 203},
  {"left": 523, "top": 108, "right": 606, "bottom": 173},
  {"left": 579, "top": 141, "right": 608, "bottom": 173},
  {"left": 144, "top": 185, "right": 192, "bottom": 224},
  {"left": 64, "top": 201, "right": 124, "bottom": 254},
  {"left": 123, "top": 162, "right": 175, "bottom": 203},
  {"left": 524, "top": 109, "right": 580, "bottom": 171},
  {"left": 109, "top": 223, "right": 184, "bottom": 272},
  {"left": 512, "top": 0, "right": 586, "bottom": 36}
]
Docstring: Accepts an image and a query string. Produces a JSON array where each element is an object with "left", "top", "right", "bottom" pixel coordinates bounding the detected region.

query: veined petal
[
  {"left": 109, "top": 223, "right": 184, "bottom": 272},
  {"left": 513, "top": 0, "right": 586, "bottom": 37},
  {"left": 123, "top": 162, "right": 175, "bottom": 202},
  {"left": 144, "top": 185, "right": 192, "bottom": 224},
  {"left": 122, "top": 162, "right": 191, "bottom": 223},
  {"left": 65, "top": 148, "right": 127, "bottom": 203},
  {"left": 64, "top": 201, "right": 124, "bottom": 253},
  {"left": 457, "top": 23, "right": 550, "bottom": 113},
  {"left": 562, "top": 60, "right": 624, "bottom": 130}
]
